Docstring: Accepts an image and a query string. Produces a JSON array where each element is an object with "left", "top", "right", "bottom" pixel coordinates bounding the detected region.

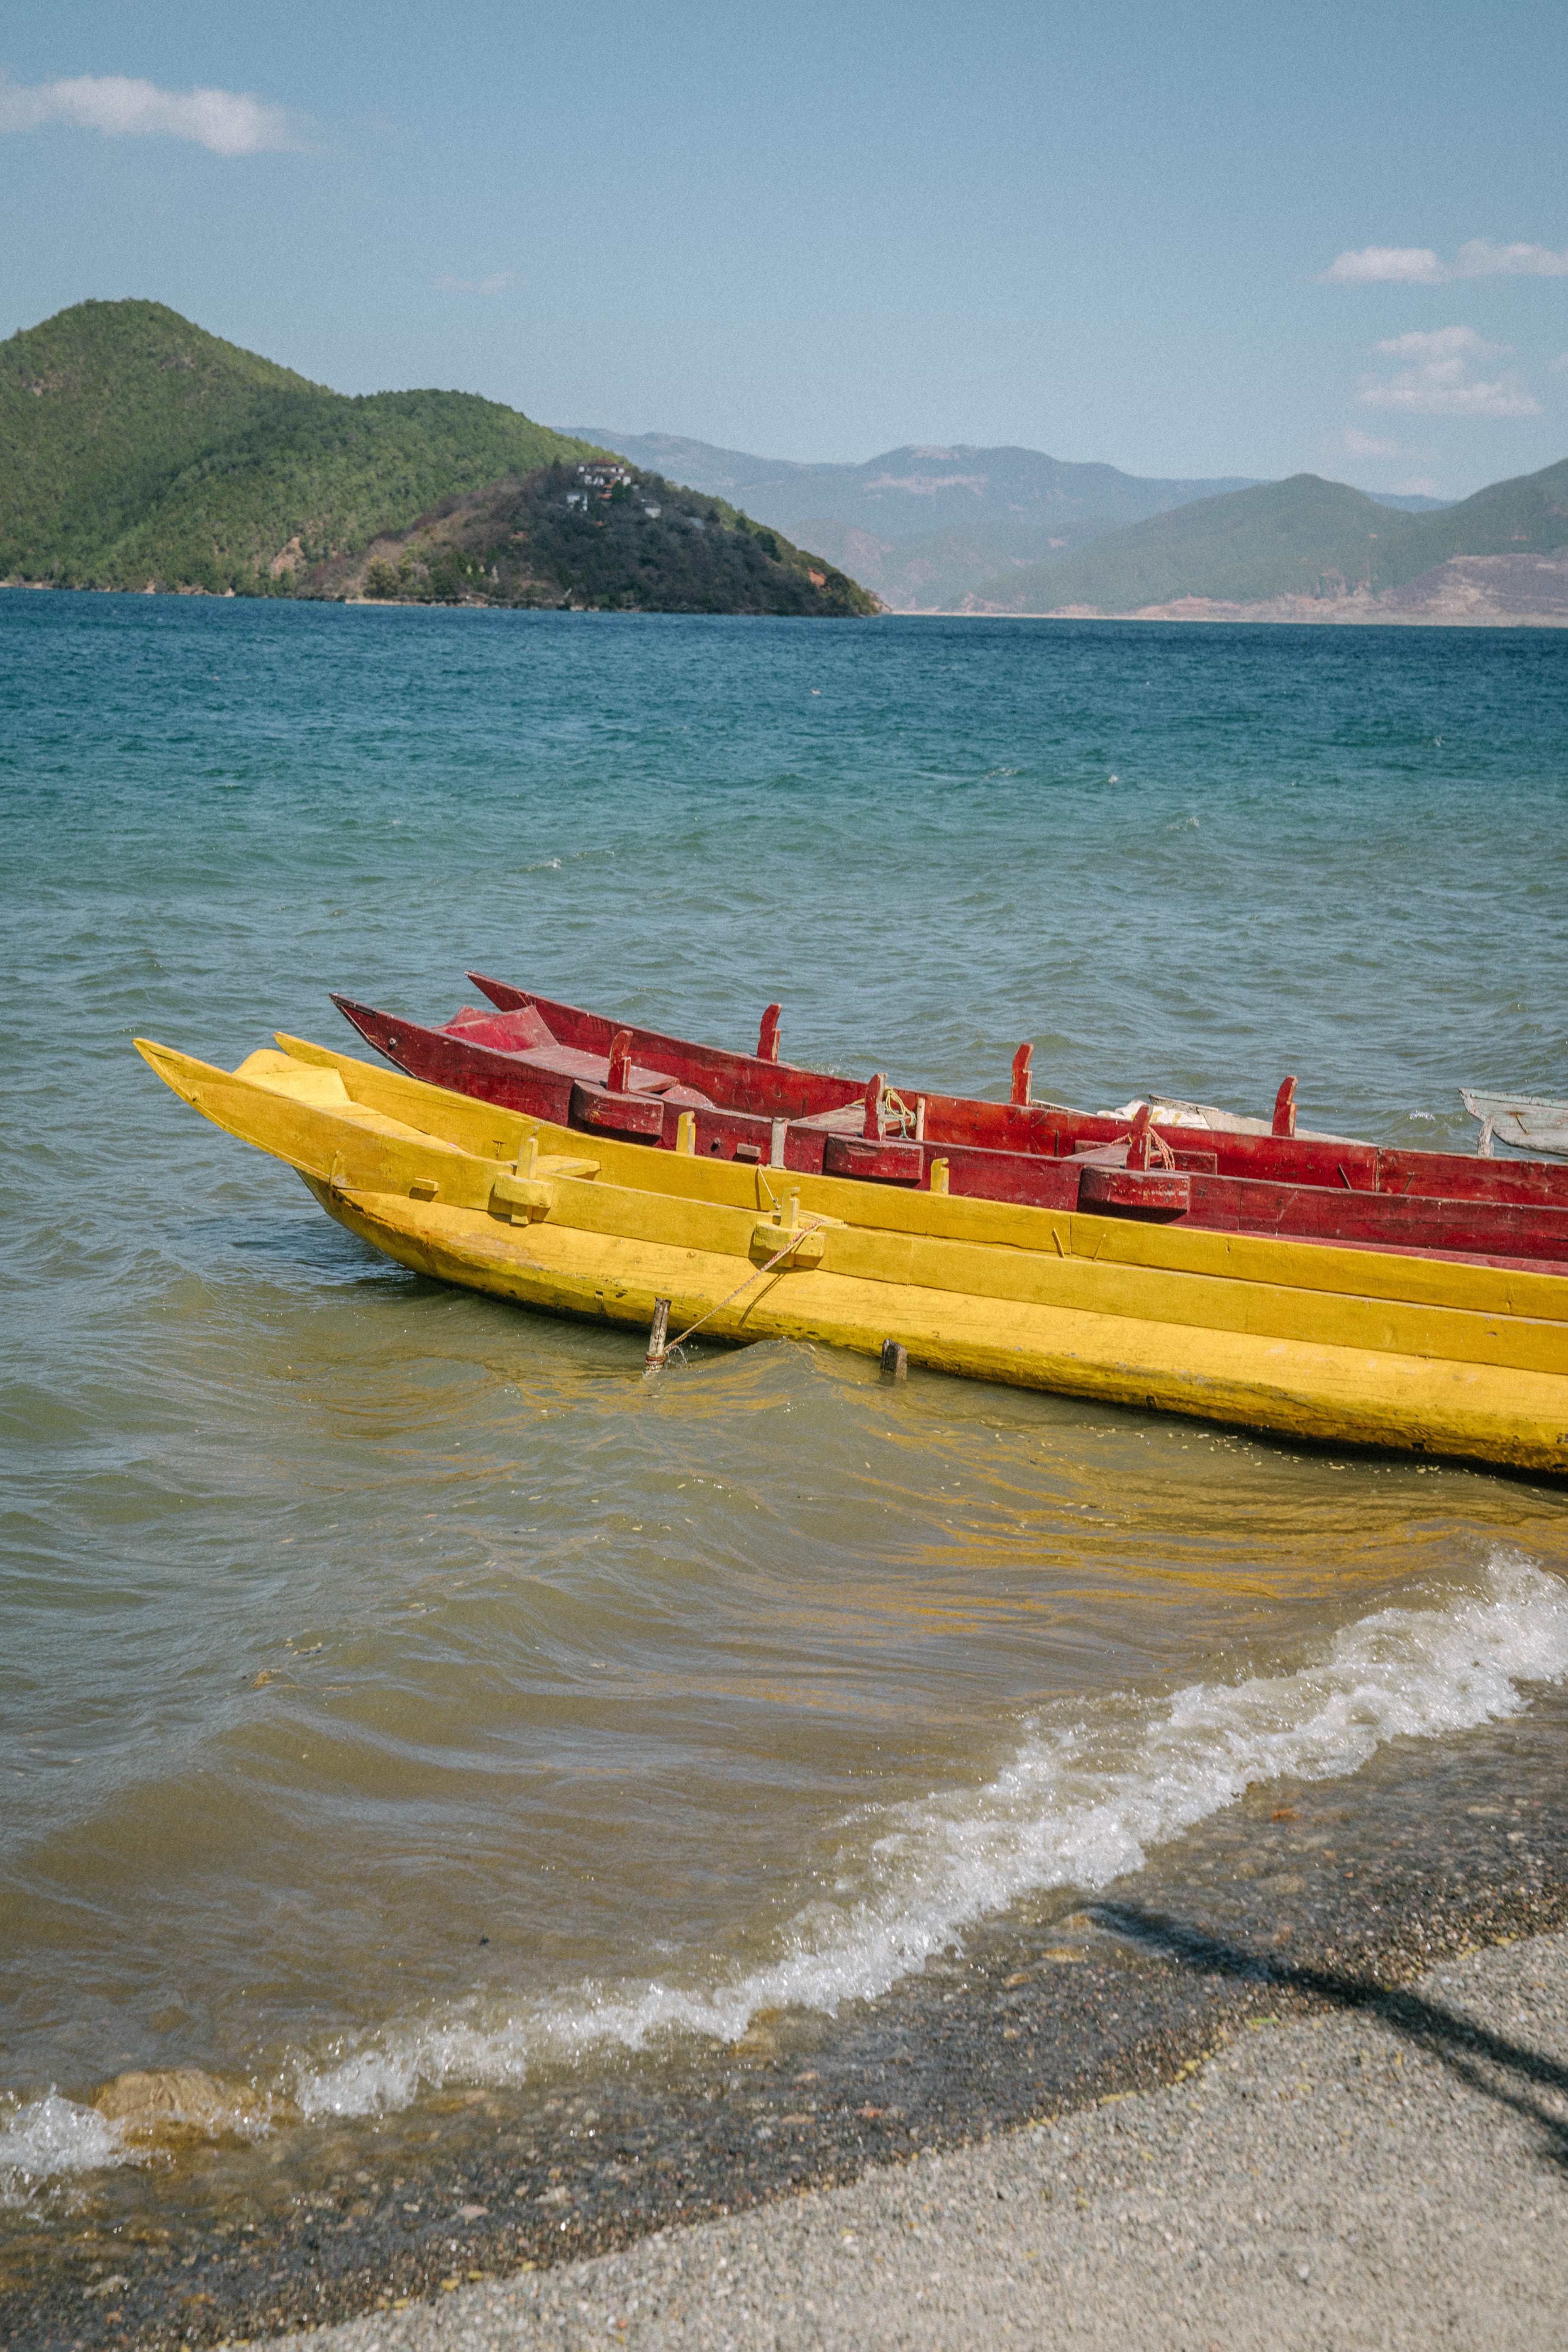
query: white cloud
[
  {"left": 433, "top": 271, "right": 517, "bottom": 294},
  {"left": 1357, "top": 325, "right": 1540, "bottom": 417},
  {"left": 1323, "top": 246, "right": 1443, "bottom": 285},
  {"left": 1452, "top": 238, "right": 1568, "bottom": 278},
  {"left": 1374, "top": 326, "right": 1502, "bottom": 360},
  {"left": 0, "top": 73, "right": 294, "bottom": 154},
  {"left": 1552, "top": 353, "right": 1568, "bottom": 374},
  {"left": 1323, "top": 236, "right": 1568, "bottom": 284}
]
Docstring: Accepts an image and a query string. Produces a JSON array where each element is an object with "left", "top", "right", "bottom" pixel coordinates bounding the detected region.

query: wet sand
[
  {"left": 7, "top": 1710, "right": 1568, "bottom": 2350},
  {"left": 276, "top": 1922, "right": 1568, "bottom": 2350}
]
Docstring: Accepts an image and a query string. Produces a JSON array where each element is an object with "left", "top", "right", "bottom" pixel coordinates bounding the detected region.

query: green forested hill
[
  {"left": 970, "top": 476, "right": 1418, "bottom": 611},
  {"left": 971, "top": 461, "right": 1568, "bottom": 613},
  {"left": 3, "top": 299, "right": 309, "bottom": 577},
  {"left": 1377, "top": 456, "right": 1568, "bottom": 576},
  {"left": 0, "top": 300, "right": 605, "bottom": 593},
  {"left": 310, "top": 462, "right": 879, "bottom": 614}
]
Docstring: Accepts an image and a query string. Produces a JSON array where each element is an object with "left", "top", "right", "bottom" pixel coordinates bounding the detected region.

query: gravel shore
[
  {"left": 12, "top": 1734, "right": 1566, "bottom": 2352},
  {"left": 267, "top": 1925, "right": 1568, "bottom": 2351}
]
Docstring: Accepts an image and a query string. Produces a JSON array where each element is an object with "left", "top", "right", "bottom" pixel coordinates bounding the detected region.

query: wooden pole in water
[
  {"left": 880, "top": 1339, "right": 908, "bottom": 1382},
  {"left": 645, "top": 1297, "right": 672, "bottom": 1372}
]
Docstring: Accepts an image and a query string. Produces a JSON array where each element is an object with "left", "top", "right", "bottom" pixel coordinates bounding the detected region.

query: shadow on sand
[{"left": 1090, "top": 1901, "right": 1568, "bottom": 2174}]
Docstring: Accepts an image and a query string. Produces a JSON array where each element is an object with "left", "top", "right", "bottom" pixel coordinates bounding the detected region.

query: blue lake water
[{"left": 3, "top": 592, "right": 1567, "bottom": 2203}]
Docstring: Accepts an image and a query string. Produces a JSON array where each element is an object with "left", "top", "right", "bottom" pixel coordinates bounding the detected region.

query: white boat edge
[{"left": 1461, "top": 1088, "right": 1568, "bottom": 1158}]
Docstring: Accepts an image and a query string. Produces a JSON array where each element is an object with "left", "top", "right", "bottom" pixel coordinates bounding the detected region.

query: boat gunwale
[{"left": 133, "top": 1035, "right": 1568, "bottom": 1476}]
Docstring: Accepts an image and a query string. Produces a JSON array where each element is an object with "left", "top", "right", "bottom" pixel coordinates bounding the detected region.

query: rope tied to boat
[
  {"left": 644, "top": 1218, "right": 833, "bottom": 1376},
  {"left": 1124, "top": 1102, "right": 1177, "bottom": 1171},
  {"left": 882, "top": 1085, "right": 918, "bottom": 1138}
]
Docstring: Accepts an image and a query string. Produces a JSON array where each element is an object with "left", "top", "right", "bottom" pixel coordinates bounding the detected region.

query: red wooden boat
[{"left": 328, "top": 982, "right": 1568, "bottom": 1271}]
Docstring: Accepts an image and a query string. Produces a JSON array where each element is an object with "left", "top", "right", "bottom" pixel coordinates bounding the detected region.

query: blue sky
[{"left": 3, "top": 0, "right": 1565, "bottom": 495}]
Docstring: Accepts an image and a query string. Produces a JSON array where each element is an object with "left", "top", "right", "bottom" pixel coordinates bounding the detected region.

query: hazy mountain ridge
[
  {"left": 778, "top": 513, "right": 1115, "bottom": 612},
  {"left": 963, "top": 462, "right": 1568, "bottom": 617},
  {"left": 564, "top": 430, "right": 1261, "bottom": 531},
  {"left": 1366, "top": 492, "right": 1454, "bottom": 513},
  {"left": 565, "top": 429, "right": 1449, "bottom": 609}
]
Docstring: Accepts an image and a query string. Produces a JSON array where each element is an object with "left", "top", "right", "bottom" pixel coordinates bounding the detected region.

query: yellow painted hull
[{"left": 135, "top": 1035, "right": 1568, "bottom": 1476}]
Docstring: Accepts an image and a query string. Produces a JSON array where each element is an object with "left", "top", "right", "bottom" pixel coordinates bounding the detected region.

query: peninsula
[{"left": 0, "top": 301, "right": 875, "bottom": 615}]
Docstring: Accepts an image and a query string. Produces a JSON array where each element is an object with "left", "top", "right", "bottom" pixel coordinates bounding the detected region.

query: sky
[{"left": 2, "top": 0, "right": 1566, "bottom": 497}]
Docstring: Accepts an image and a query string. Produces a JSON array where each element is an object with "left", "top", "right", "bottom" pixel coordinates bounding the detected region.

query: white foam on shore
[
  {"left": 295, "top": 1549, "right": 1568, "bottom": 2119},
  {"left": 0, "top": 2091, "right": 138, "bottom": 2206}
]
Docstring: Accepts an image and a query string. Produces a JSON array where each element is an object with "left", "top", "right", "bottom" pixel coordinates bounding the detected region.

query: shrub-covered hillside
[{"left": 309, "top": 461, "right": 880, "bottom": 614}]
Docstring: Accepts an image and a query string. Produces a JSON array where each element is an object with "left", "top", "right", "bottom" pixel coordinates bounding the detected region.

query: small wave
[
  {"left": 296, "top": 1551, "right": 1568, "bottom": 2120},
  {"left": 0, "top": 2093, "right": 139, "bottom": 2206}
]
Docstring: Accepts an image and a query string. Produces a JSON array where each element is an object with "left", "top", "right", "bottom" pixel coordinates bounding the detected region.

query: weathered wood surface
[
  {"left": 1462, "top": 1089, "right": 1568, "bottom": 1159},
  {"left": 464, "top": 973, "right": 1568, "bottom": 1210},
  {"left": 330, "top": 992, "right": 1568, "bottom": 1268},
  {"left": 135, "top": 1032, "right": 1568, "bottom": 1474}
]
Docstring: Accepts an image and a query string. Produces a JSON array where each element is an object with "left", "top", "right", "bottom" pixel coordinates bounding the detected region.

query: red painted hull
[
  {"left": 466, "top": 976, "right": 1568, "bottom": 1209},
  {"left": 329, "top": 987, "right": 1568, "bottom": 1273}
]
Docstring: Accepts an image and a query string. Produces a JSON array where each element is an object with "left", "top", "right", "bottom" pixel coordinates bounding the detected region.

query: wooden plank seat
[{"left": 790, "top": 1102, "right": 870, "bottom": 1133}]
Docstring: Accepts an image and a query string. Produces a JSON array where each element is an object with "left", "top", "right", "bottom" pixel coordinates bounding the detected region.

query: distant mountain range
[
  {"left": 562, "top": 429, "right": 1452, "bottom": 612},
  {"left": 8, "top": 306, "right": 1553, "bottom": 623},
  {"left": 960, "top": 462, "right": 1568, "bottom": 620},
  {"left": 570, "top": 426, "right": 1565, "bottom": 623}
]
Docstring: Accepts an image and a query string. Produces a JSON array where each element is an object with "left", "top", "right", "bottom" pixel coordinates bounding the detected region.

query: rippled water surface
[{"left": 3, "top": 593, "right": 1567, "bottom": 2203}]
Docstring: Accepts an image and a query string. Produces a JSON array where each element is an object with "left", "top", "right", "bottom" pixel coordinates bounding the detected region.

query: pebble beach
[{"left": 273, "top": 1924, "right": 1568, "bottom": 2351}]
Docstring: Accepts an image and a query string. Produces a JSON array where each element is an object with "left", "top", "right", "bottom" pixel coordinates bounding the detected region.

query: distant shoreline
[
  {"left": 937, "top": 547, "right": 1568, "bottom": 627},
  {"left": 6, "top": 579, "right": 1567, "bottom": 627},
  {"left": 917, "top": 606, "right": 1568, "bottom": 627}
]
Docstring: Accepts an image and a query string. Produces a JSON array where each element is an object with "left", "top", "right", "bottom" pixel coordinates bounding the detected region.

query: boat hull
[
  {"left": 468, "top": 976, "right": 1568, "bottom": 1206},
  {"left": 1463, "top": 1090, "right": 1568, "bottom": 1159},
  {"left": 334, "top": 996, "right": 1568, "bottom": 1271},
  {"left": 136, "top": 1034, "right": 1568, "bottom": 1476}
]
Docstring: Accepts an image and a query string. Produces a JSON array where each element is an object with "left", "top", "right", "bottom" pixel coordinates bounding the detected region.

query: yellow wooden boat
[{"left": 136, "top": 1033, "right": 1568, "bottom": 1476}]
